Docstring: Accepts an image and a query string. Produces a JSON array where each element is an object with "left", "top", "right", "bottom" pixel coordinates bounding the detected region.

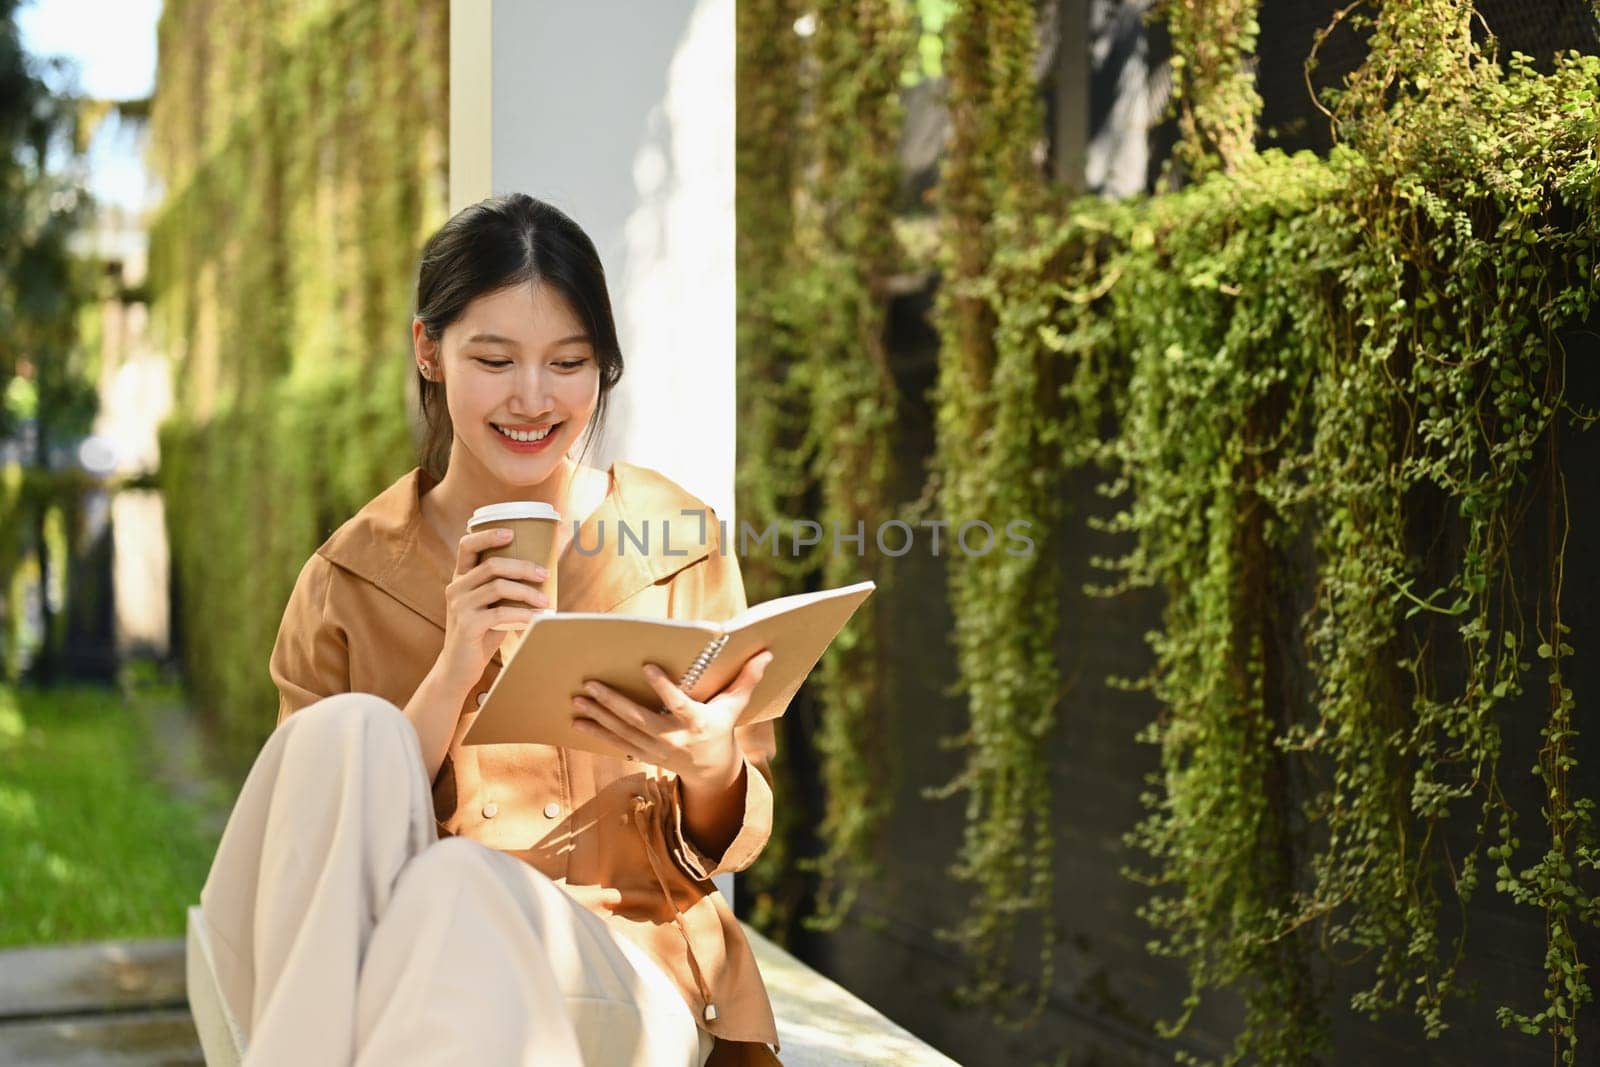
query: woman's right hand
[{"left": 436, "top": 527, "right": 551, "bottom": 687}]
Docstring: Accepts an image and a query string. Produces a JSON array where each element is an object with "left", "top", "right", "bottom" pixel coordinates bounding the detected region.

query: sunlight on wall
[
  {"left": 471, "top": 0, "right": 738, "bottom": 902},
  {"left": 485, "top": 0, "right": 737, "bottom": 525},
  {"left": 609, "top": 0, "right": 736, "bottom": 525}
]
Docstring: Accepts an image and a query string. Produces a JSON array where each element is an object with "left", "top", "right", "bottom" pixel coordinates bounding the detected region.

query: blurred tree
[{"left": 0, "top": 0, "right": 98, "bottom": 681}]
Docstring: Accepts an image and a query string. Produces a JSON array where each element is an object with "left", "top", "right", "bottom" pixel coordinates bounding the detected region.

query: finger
[
  {"left": 467, "top": 578, "right": 551, "bottom": 611},
  {"left": 723, "top": 649, "right": 775, "bottom": 699},
  {"left": 640, "top": 663, "right": 692, "bottom": 714},
  {"left": 573, "top": 700, "right": 663, "bottom": 760},
  {"left": 487, "top": 605, "right": 540, "bottom": 630},
  {"left": 570, "top": 716, "right": 641, "bottom": 761},
  {"left": 465, "top": 555, "right": 549, "bottom": 589},
  {"left": 456, "top": 526, "right": 513, "bottom": 576},
  {"left": 579, "top": 681, "right": 667, "bottom": 736}
]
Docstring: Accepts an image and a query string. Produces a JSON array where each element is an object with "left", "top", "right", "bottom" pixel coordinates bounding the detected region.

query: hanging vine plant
[
  {"left": 924, "top": 0, "right": 1067, "bottom": 1023},
  {"left": 924, "top": 0, "right": 1600, "bottom": 1060},
  {"left": 791, "top": 0, "right": 912, "bottom": 930},
  {"left": 733, "top": 0, "right": 813, "bottom": 942},
  {"left": 734, "top": 1, "right": 911, "bottom": 937}
]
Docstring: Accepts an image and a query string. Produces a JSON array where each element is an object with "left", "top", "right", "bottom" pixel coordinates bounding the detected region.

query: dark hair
[{"left": 413, "top": 193, "right": 625, "bottom": 480}]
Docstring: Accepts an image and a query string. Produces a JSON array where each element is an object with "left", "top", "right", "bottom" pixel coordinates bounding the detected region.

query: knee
[
  {"left": 286, "top": 691, "right": 406, "bottom": 736},
  {"left": 404, "top": 836, "right": 493, "bottom": 882},
  {"left": 392, "top": 837, "right": 502, "bottom": 902},
  {"left": 277, "top": 692, "right": 417, "bottom": 768}
]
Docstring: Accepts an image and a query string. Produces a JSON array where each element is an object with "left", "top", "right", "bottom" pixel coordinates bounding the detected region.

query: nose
[{"left": 507, "top": 363, "right": 557, "bottom": 418}]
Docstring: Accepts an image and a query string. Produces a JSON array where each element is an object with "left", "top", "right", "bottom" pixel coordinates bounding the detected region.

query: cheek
[
  {"left": 442, "top": 375, "right": 496, "bottom": 427},
  {"left": 561, "top": 372, "right": 601, "bottom": 415}
]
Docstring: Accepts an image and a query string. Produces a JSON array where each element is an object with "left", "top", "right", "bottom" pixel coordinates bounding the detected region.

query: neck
[{"left": 426, "top": 445, "right": 578, "bottom": 539}]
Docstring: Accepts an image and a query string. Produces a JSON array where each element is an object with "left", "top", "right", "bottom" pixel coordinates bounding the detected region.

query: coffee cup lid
[{"left": 468, "top": 501, "right": 561, "bottom": 527}]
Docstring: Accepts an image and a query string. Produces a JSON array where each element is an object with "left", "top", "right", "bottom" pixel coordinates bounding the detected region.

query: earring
[{"left": 419, "top": 363, "right": 437, "bottom": 381}]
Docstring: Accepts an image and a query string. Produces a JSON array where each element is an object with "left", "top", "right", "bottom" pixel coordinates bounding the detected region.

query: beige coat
[{"left": 269, "top": 460, "right": 781, "bottom": 1064}]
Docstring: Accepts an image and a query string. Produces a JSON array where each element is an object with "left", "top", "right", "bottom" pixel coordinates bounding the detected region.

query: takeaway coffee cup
[{"left": 468, "top": 501, "right": 560, "bottom": 631}]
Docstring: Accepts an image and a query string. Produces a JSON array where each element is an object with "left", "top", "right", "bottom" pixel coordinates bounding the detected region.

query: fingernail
[
  {"left": 496, "top": 528, "right": 512, "bottom": 540},
  {"left": 534, "top": 566, "right": 548, "bottom": 579},
  {"left": 643, "top": 664, "right": 662, "bottom": 680}
]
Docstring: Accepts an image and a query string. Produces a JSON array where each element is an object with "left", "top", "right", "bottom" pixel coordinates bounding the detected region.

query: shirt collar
[{"left": 317, "top": 460, "right": 718, "bottom": 630}]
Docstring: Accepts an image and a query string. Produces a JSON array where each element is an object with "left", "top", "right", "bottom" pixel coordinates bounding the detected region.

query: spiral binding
[{"left": 676, "top": 634, "right": 730, "bottom": 695}]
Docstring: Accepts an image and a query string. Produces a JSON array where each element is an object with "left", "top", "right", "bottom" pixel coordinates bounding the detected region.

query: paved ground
[
  {"left": 0, "top": 938, "right": 200, "bottom": 1065},
  {"left": 0, "top": 926, "right": 959, "bottom": 1066}
]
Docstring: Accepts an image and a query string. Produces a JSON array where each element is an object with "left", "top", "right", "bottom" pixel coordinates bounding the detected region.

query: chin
[{"left": 484, "top": 442, "right": 565, "bottom": 481}]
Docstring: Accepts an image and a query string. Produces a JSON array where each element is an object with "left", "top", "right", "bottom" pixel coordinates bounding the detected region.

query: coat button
[
  {"left": 543, "top": 802, "right": 561, "bottom": 819},
  {"left": 476, "top": 692, "right": 488, "bottom": 707},
  {"left": 482, "top": 802, "right": 499, "bottom": 819}
]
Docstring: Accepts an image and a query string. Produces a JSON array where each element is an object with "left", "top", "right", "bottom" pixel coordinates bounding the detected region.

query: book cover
[{"left": 462, "top": 580, "right": 876, "bottom": 755}]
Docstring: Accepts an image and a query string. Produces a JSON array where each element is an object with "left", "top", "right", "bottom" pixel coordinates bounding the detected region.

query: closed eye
[
  {"left": 473, "top": 357, "right": 512, "bottom": 369},
  {"left": 554, "top": 358, "right": 591, "bottom": 371}
]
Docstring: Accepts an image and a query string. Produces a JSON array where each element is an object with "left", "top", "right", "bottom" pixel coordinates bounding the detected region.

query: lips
[{"left": 491, "top": 421, "right": 562, "bottom": 453}]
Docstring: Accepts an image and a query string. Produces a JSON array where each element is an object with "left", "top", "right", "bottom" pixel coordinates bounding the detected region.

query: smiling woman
[
  {"left": 411, "top": 195, "right": 624, "bottom": 488},
  {"left": 416, "top": 280, "right": 602, "bottom": 547},
  {"left": 194, "top": 193, "right": 783, "bottom": 1066}
]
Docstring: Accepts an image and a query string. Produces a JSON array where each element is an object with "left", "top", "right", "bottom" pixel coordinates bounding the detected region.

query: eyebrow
[{"left": 465, "top": 332, "right": 592, "bottom": 349}]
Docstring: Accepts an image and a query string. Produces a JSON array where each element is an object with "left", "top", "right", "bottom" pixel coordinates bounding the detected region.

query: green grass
[{"left": 0, "top": 675, "right": 226, "bottom": 946}]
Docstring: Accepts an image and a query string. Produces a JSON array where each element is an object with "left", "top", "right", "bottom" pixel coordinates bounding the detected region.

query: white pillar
[
  {"left": 449, "top": 0, "right": 737, "bottom": 527},
  {"left": 451, "top": 0, "right": 739, "bottom": 904}
]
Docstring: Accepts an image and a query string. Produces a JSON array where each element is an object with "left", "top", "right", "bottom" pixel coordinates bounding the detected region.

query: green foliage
[
  {"left": 0, "top": 0, "right": 100, "bottom": 678},
  {"left": 733, "top": 0, "right": 813, "bottom": 941},
  {"left": 791, "top": 0, "right": 911, "bottom": 932},
  {"left": 734, "top": 1, "right": 911, "bottom": 939},
  {"left": 0, "top": 0, "right": 94, "bottom": 423},
  {"left": 1102, "top": 153, "right": 1345, "bottom": 1064},
  {"left": 1155, "top": 0, "right": 1263, "bottom": 177},
  {"left": 907, "top": 0, "right": 955, "bottom": 84},
  {"left": 159, "top": 365, "right": 417, "bottom": 763},
  {"left": 926, "top": 0, "right": 1064, "bottom": 1024},
  {"left": 0, "top": 676, "right": 223, "bottom": 945},
  {"left": 931, "top": 0, "right": 1600, "bottom": 1060},
  {"left": 148, "top": 0, "right": 448, "bottom": 760}
]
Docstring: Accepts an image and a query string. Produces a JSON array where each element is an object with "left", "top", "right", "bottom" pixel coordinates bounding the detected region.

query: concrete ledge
[
  {"left": 0, "top": 937, "right": 195, "bottom": 1066},
  {"left": 746, "top": 926, "right": 960, "bottom": 1066},
  {"left": 0, "top": 938, "right": 185, "bottom": 1019},
  {"left": 0, "top": 916, "right": 959, "bottom": 1065}
]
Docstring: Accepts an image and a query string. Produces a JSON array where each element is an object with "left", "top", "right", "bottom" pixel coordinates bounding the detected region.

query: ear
[{"left": 413, "top": 319, "right": 440, "bottom": 380}]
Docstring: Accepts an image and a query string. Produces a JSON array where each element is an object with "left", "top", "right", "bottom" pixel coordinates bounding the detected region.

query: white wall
[
  {"left": 452, "top": 0, "right": 739, "bottom": 904},
  {"left": 452, "top": 0, "right": 737, "bottom": 525}
]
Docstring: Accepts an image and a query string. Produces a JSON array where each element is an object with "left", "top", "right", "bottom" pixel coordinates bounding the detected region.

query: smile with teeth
[{"left": 494, "top": 423, "right": 559, "bottom": 443}]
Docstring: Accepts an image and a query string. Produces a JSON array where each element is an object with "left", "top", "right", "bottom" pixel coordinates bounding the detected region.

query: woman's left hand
[{"left": 571, "top": 650, "right": 774, "bottom": 788}]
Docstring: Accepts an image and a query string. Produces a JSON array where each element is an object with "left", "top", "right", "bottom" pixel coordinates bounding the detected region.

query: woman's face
[{"left": 429, "top": 281, "right": 601, "bottom": 489}]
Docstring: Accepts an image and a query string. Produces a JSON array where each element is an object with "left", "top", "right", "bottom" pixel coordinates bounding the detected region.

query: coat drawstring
[{"left": 629, "top": 793, "right": 719, "bottom": 1023}]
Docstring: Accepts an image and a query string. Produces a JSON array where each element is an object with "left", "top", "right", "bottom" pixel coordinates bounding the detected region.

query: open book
[{"left": 462, "top": 580, "right": 876, "bottom": 755}]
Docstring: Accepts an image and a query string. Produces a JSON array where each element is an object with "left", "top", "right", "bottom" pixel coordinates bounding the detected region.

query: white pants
[{"left": 199, "top": 692, "right": 715, "bottom": 1067}]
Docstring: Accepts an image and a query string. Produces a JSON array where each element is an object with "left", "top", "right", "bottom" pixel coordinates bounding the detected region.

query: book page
[{"left": 725, "top": 579, "right": 878, "bottom": 630}]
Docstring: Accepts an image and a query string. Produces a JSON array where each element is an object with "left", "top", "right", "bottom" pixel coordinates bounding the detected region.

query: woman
[{"left": 198, "top": 194, "right": 782, "bottom": 1066}]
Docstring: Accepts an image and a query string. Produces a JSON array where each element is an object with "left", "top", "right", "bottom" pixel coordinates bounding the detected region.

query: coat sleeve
[
  {"left": 660, "top": 512, "right": 778, "bottom": 883},
  {"left": 268, "top": 552, "right": 351, "bottom": 725}
]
